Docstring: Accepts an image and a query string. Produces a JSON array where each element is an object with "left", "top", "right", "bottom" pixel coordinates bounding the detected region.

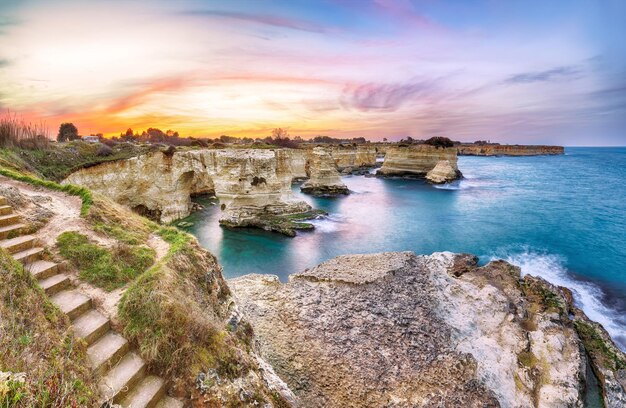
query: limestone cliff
[
  {"left": 378, "top": 145, "right": 461, "bottom": 179},
  {"left": 325, "top": 145, "right": 378, "bottom": 171},
  {"left": 63, "top": 149, "right": 316, "bottom": 235},
  {"left": 457, "top": 144, "right": 564, "bottom": 156},
  {"left": 426, "top": 160, "right": 458, "bottom": 184},
  {"left": 300, "top": 147, "right": 349, "bottom": 196},
  {"left": 230, "top": 252, "right": 626, "bottom": 408}
]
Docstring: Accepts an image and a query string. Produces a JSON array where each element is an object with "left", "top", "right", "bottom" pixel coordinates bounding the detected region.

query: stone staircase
[{"left": 0, "top": 195, "right": 183, "bottom": 408}]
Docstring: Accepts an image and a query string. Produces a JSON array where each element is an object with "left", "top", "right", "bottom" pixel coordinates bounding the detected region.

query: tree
[
  {"left": 57, "top": 123, "right": 78, "bottom": 142},
  {"left": 272, "top": 128, "right": 289, "bottom": 139}
]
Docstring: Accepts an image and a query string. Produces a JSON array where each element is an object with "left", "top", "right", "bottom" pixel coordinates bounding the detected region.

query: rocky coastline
[
  {"left": 230, "top": 251, "right": 626, "bottom": 408},
  {"left": 457, "top": 144, "right": 564, "bottom": 156}
]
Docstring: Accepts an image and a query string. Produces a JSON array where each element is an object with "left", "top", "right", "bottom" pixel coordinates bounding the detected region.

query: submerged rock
[
  {"left": 426, "top": 159, "right": 462, "bottom": 184},
  {"left": 301, "top": 147, "right": 349, "bottom": 196},
  {"left": 229, "top": 252, "right": 626, "bottom": 407}
]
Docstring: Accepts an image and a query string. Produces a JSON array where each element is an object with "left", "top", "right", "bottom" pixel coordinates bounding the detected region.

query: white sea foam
[
  {"left": 309, "top": 214, "right": 344, "bottom": 233},
  {"left": 491, "top": 249, "right": 626, "bottom": 351}
]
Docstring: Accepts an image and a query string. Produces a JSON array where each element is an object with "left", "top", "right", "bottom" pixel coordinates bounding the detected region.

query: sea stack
[
  {"left": 301, "top": 147, "right": 349, "bottom": 196},
  {"left": 378, "top": 144, "right": 461, "bottom": 180},
  {"left": 426, "top": 160, "right": 461, "bottom": 183}
]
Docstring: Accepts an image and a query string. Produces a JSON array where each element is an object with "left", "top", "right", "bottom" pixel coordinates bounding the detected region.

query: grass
[
  {"left": 57, "top": 231, "right": 155, "bottom": 291},
  {"left": 0, "top": 167, "right": 93, "bottom": 216},
  {"left": 0, "top": 140, "right": 150, "bottom": 182},
  {"left": 0, "top": 249, "right": 97, "bottom": 407},
  {"left": 574, "top": 320, "right": 626, "bottom": 371}
]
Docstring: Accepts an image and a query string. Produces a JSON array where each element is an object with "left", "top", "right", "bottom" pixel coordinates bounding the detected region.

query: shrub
[
  {"left": 95, "top": 144, "right": 113, "bottom": 157},
  {"left": 424, "top": 136, "right": 454, "bottom": 148}
]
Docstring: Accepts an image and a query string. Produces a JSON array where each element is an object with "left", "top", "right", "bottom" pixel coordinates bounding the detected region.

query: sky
[{"left": 0, "top": 0, "right": 625, "bottom": 145}]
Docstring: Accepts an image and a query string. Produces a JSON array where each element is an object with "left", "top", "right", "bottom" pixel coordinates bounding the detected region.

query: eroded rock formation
[
  {"left": 378, "top": 145, "right": 461, "bottom": 180},
  {"left": 457, "top": 144, "right": 564, "bottom": 156},
  {"left": 426, "top": 160, "right": 459, "bottom": 184},
  {"left": 325, "top": 144, "right": 378, "bottom": 171},
  {"left": 230, "top": 252, "right": 626, "bottom": 408},
  {"left": 300, "top": 147, "right": 349, "bottom": 196},
  {"left": 64, "top": 149, "right": 318, "bottom": 235}
]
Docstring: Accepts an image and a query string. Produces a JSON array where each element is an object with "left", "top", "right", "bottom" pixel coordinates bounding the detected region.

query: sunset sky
[{"left": 1, "top": 0, "right": 625, "bottom": 144}]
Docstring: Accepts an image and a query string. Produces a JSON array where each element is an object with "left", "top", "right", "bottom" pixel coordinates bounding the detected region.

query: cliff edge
[{"left": 230, "top": 252, "right": 626, "bottom": 408}]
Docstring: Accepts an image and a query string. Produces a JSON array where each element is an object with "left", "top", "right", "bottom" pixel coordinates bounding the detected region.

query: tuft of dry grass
[
  {"left": 0, "top": 111, "right": 50, "bottom": 150},
  {"left": 0, "top": 249, "right": 97, "bottom": 407}
]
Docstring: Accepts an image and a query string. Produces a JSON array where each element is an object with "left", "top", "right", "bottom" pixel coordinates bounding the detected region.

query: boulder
[{"left": 426, "top": 160, "right": 461, "bottom": 183}]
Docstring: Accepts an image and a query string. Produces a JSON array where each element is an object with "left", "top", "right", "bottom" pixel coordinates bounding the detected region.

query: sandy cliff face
[
  {"left": 64, "top": 149, "right": 312, "bottom": 229},
  {"left": 230, "top": 252, "right": 626, "bottom": 408},
  {"left": 300, "top": 147, "right": 349, "bottom": 196},
  {"left": 378, "top": 145, "right": 460, "bottom": 178},
  {"left": 457, "top": 144, "right": 564, "bottom": 156}
]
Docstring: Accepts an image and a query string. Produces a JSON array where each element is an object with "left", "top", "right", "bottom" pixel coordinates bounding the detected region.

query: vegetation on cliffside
[{"left": 0, "top": 250, "right": 97, "bottom": 407}]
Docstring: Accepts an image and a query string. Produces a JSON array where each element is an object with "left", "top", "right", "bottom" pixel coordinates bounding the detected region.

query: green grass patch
[
  {"left": 0, "top": 167, "right": 93, "bottom": 216},
  {"left": 57, "top": 231, "right": 155, "bottom": 291},
  {"left": 0, "top": 141, "right": 150, "bottom": 181},
  {"left": 574, "top": 320, "right": 626, "bottom": 371}
]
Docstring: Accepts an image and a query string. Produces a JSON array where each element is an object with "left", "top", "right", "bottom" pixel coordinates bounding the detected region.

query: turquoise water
[{"left": 186, "top": 147, "right": 626, "bottom": 349}]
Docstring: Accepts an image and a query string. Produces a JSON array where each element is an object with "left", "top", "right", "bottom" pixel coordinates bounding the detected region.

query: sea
[{"left": 183, "top": 147, "right": 626, "bottom": 350}]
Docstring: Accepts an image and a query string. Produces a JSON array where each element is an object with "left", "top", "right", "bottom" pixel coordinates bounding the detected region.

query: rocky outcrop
[
  {"left": 378, "top": 145, "right": 461, "bottom": 180},
  {"left": 300, "top": 147, "right": 349, "bottom": 196},
  {"left": 426, "top": 160, "right": 459, "bottom": 184},
  {"left": 64, "top": 149, "right": 318, "bottom": 235},
  {"left": 230, "top": 252, "right": 626, "bottom": 407},
  {"left": 325, "top": 145, "right": 378, "bottom": 171},
  {"left": 457, "top": 144, "right": 564, "bottom": 156}
]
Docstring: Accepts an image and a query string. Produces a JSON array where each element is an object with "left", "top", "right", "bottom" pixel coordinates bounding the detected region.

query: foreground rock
[
  {"left": 426, "top": 160, "right": 460, "bottom": 184},
  {"left": 457, "top": 144, "right": 564, "bottom": 156},
  {"left": 378, "top": 145, "right": 461, "bottom": 180},
  {"left": 64, "top": 148, "right": 319, "bottom": 236},
  {"left": 230, "top": 252, "right": 626, "bottom": 407},
  {"left": 300, "top": 147, "right": 349, "bottom": 196}
]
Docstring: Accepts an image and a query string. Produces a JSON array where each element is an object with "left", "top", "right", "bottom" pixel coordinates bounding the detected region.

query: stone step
[
  {"left": 0, "top": 205, "right": 12, "bottom": 216},
  {"left": 98, "top": 352, "right": 146, "bottom": 404},
  {"left": 12, "top": 247, "right": 44, "bottom": 264},
  {"left": 155, "top": 396, "right": 184, "bottom": 408},
  {"left": 0, "top": 196, "right": 6, "bottom": 206},
  {"left": 1, "top": 235, "right": 36, "bottom": 254},
  {"left": 0, "top": 223, "right": 24, "bottom": 240},
  {"left": 88, "top": 332, "right": 130, "bottom": 376},
  {"left": 0, "top": 214, "right": 20, "bottom": 227},
  {"left": 50, "top": 289, "right": 92, "bottom": 320},
  {"left": 39, "top": 273, "right": 70, "bottom": 295},
  {"left": 73, "top": 309, "right": 110, "bottom": 346},
  {"left": 25, "top": 260, "right": 59, "bottom": 280},
  {"left": 119, "top": 375, "right": 166, "bottom": 408}
]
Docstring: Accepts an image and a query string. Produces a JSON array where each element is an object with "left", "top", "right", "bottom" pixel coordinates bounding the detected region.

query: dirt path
[{"left": 0, "top": 175, "right": 171, "bottom": 322}]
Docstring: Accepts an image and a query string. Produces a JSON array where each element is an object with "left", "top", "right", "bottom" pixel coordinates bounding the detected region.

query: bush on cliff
[
  {"left": 424, "top": 136, "right": 454, "bottom": 148},
  {"left": 0, "top": 250, "right": 97, "bottom": 407}
]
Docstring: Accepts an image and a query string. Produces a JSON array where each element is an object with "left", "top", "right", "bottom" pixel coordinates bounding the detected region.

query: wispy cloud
[
  {"left": 0, "top": 58, "right": 9, "bottom": 68},
  {"left": 505, "top": 66, "right": 582, "bottom": 84},
  {"left": 182, "top": 10, "right": 329, "bottom": 33},
  {"left": 341, "top": 79, "right": 440, "bottom": 112}
]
